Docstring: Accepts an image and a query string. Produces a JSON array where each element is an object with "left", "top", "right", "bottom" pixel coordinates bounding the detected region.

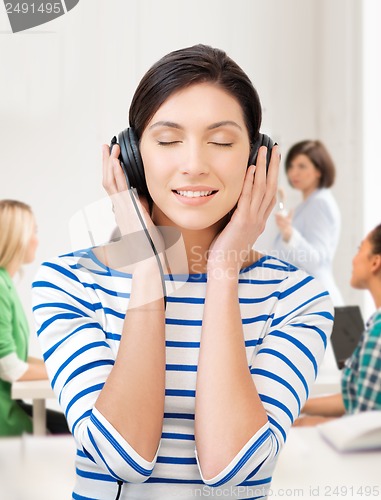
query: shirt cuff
[
  {"left": 0, "top": 352, "right": 28, "bottom": 382},
  {"left": 195, "top": 422, "right": 272, "bottom": 487}
]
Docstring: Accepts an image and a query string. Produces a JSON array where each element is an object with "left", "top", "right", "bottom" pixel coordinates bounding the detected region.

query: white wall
[
  {"left": 362, "top": 0, "right": 381, "bottom": 319},
  {"left": 0, "top": 0, "right": 367, "bottom": 354}
]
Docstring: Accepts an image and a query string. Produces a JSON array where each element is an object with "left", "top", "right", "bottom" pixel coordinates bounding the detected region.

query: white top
[
  {"left": 272, "top": 189, "right": 343, "bottom": 305},
  {"left": 0, "top": 352, "right": 28, "bottom": 383},
  {"left": 32, "top": 249, "right": 334, "bottom": 499}
]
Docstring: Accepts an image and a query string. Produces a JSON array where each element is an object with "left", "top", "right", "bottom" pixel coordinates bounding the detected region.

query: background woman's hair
[
  {"left": 129, "top": 44, "right": 262, "bottom": 143},
  {"left": 369, "top": 223, "right": 381, "bottom": 255},
  {"left": 0, "top": 199, "right": 34, "bottom": 269},
  {"left": 285, "top": 140, "right": 336, "bottom": 188}
]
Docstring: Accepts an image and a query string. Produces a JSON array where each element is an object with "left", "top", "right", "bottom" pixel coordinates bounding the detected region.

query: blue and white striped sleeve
[
  {"left": 198, "top": 270, "right": 334, "bottom": 488},
  {"left": 32, "top": 257, "right": 157, "bottom": 483}
]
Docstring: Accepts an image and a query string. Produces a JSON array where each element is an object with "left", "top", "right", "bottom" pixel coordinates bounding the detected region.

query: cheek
[
  {"left": 143, "top": 157, "right": 171, "bottom": 199},
  {"left": 229, "top": 163, "right": 248, "bottom": 193}
]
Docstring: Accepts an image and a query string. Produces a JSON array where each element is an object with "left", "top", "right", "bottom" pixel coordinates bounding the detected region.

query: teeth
[{"left": 176, "top": 190, "right": 213, "bottom": 198}]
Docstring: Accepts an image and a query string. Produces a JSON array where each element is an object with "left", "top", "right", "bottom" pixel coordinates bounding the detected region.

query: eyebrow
[
  {"left": 148, "top": 120, "right": 242, "bottom": 131},
  {"left": 207, "top": 121, "right": 242, "bottom": 131},
  {"left": 149, "top": 121, "right": 183, "bottom": 130}
]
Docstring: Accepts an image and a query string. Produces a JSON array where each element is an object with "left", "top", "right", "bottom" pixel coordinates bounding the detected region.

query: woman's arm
[
  {"left": 94, "top": 143, "right": 166, "bottom": 460},
  {"left": 18, "top": 358, "right": 48, "bottom": 380},
  {"left": 274, "top": 196, "right": 339, "bottom": 274},
  {"left": 33, "top": 254, "right": 165, "bottom": 483},
  {"left": 0, "top": 289, "right": 47, "bottom": 382},
  {"left": 195, "top": 265, "right": 334, "bottom": 485},
  {"left": 195, "top": 147, "right": 279, "bottom": 482},
  {"left": 195, "top": 272, "right": 268, "bottom": 481},
  {"left": 301, "top": 393, "right": 345, "bottom": 417},
  {"left": 32, "top": 145, "right": 166, "bottom": 482},
  {"left": 95, "top": 260, "right": 166, "bottom": 461},
  {"left": 351, "top": 316, "right": 381, "bottom": 411}
]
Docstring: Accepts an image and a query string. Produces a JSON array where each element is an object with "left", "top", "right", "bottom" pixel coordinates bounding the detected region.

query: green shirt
[{"left": 0, "top": 267, "right": 32, "bottom": 435}]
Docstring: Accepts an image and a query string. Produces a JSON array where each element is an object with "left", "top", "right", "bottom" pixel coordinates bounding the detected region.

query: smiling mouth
[{"left": 173, "top": 190, "right": 217, "bottom": 198}]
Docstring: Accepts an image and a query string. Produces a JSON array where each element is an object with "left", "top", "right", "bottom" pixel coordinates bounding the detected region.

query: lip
[{"left": 172, "top": 186, "right": 218, "bottom": 206}]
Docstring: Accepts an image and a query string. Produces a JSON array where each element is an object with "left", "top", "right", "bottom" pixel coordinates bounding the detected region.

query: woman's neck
[
  {"left": 302, "top": 186, "right": 319, "bottom": 201},
  {"left": 5, "top": 260, "right": 20, "bottom": 277},
  {"left": 371, "top": 287, "right": 381, "bottom": 310},
  {"left": 176, "top": 227, "right": 219, "bottom": 275}
]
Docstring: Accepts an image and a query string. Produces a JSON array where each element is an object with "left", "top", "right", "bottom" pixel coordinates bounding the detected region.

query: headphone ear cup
[
  {"left": 248, "top": 133, "right": 274, "bottom": 171},
  {"left": 118, "top": 128, "right": 150, "bottom": 199}
]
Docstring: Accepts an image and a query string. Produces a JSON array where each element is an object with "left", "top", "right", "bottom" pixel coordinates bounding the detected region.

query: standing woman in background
[
  {"left": 0, "top": 199, "right": 68, "bottom": 435},
  {"left": 273, "top": 140, "right": 343, "bottom": 305}
]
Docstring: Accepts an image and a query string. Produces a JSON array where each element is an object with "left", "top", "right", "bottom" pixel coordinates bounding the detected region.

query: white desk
[
  {"left": 271, "top": 427, "right": 381, "bottom": 498},
  {"left": 11, "top": 379, "right": 55, "bottom": 436},
  {"left": 0, "top": 435, "right": 76, "bottom": 500}
]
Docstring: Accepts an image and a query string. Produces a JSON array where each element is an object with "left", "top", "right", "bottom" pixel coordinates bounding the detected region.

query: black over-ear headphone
[{"left": 110, "top": 128, "right": 274, "bottom": 200}]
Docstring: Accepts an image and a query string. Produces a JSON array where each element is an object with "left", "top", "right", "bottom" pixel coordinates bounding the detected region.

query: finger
[
  {"left": 266, "top": 144, "right": 281, "bottom": 187},
  {"left": 113, "top": 160, "right": 129, "bottom": 192},
  {"left": 102, "top": 144, "right": 122, "bottom": 195},
  {"left": 102, "top": 144, "right": 110, "bottom": 182},
  {"left": 249, "top": 146, "right": 268, "bottom": 212},
  {"left": 237, "top": 165, "right": 256, "bottom": 209},
  {"left": 253, "top": 145, "right": 280, "bottom": 215},
  {"left": 263, "top": 194, "right": 277, "bottom": 222},
  {"left": 110, "top": 142, "right": 120, "bottom": 159}
]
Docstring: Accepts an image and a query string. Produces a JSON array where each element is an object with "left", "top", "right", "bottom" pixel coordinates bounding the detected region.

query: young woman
[
  {"left": 273, "top": 140, "right": 343, "bottom": 305},
  {"left": 0, "top": 199, "right": 68, "bottom": 436},
  {"left": 295, "top": 224, "right": 381, "bottom": 426},
  {"left": 32, "top": 45, "right": 334, "bottom": 499}
]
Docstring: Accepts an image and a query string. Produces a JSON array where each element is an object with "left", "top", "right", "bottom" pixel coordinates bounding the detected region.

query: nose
[{"left": 180, "top": 143, "right": 209, "bottom": 176}]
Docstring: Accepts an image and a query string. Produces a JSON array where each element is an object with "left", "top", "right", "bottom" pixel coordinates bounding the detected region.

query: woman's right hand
[
  {"left": 102, "top": 143, "right": 151, "bottom": 232},
  {"left": 100, "top": 144, "right": 165, "bottom": 273}
]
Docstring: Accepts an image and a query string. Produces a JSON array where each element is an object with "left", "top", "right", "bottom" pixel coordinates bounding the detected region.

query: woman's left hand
[
  {"left": 208, "top": 144, "right": 280, "bottom": 274},
  {"left": 275, "top": 210, "right": 294, "bottom": 242}
]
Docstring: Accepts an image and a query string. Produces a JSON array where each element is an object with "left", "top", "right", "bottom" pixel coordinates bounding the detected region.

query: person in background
[
  {"left": 273, "top": 140, "right": 343, "bottom": 306},
  {"left": 295, "top": 223, "right": 381, "bottom": 426},
  {"left": 0, "top": 199, "right": 68, "bottom": 435}
]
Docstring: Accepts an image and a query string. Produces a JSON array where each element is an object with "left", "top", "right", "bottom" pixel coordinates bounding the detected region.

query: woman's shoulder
[
  {"left": 368, "top": 309, "right": 381, "bottom": 335},
  {"left": 242, "top": 251, "right": 309, "bottom": 284},
  {"left": 34, "top": 248, "right": 107, "bottom": 283},
  {"left": 240, "top": 255, "right": 334, "bottom": 335},
  {"left": 0, "top": 268, "right": 13, "bottom": 305},
  {"left": 34, "top": 247, "right": 133, "bottom": 289},
  {"left": 312, "top": 188, "right": 339, "bottom": 208},
  {"left": 304, "top": 189, "right": 340, "bottom": 220}
]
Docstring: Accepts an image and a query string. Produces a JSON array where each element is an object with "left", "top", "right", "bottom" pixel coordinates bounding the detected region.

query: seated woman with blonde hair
[{"left": 0, "top": 199, "right": 68, "bottom": 435}]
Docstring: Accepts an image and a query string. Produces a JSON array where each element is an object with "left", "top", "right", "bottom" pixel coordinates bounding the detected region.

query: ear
[{"left": 371, "top": 254, "right": 381, "bottom": 274}]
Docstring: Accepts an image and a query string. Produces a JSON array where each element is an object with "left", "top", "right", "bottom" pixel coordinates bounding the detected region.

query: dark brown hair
[
  {"left": 369, "top": 224, "right": 381, "bottom": 255},
  {"left": 285, "top": 140, "right": 336, "bottom": 188},
  {"left": 129, "top": 44, "right": 262, "bottom": 143}
]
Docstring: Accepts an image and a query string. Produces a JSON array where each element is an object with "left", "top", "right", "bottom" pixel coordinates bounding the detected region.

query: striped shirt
[
  {"left": 32, "top": 249, "right": 333, "bottom": 500},
  {"left": 342, "top": 309, "right": 381, "bottom": 413}
]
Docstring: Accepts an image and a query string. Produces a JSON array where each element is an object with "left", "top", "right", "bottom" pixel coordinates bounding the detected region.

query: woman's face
[
  {"left": 286, "top": 154, "right": 321, "bottom": 196},
  {"left": 139, "top": 82, "right": 251, "bottom": 232},
  {"left": 23, "top": 219, "right": 38, "bottom": 264},
  {"left": 350, "top": 234, "right": 374, "bottom": 289}
]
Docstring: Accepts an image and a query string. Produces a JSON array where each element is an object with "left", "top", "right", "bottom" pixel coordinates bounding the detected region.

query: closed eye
[
  {"left": 157, "top": 141, "right": 182, "bottom": 146},
  {"left": 208, "top": 142, "right": 233, "bottom": 147}
]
